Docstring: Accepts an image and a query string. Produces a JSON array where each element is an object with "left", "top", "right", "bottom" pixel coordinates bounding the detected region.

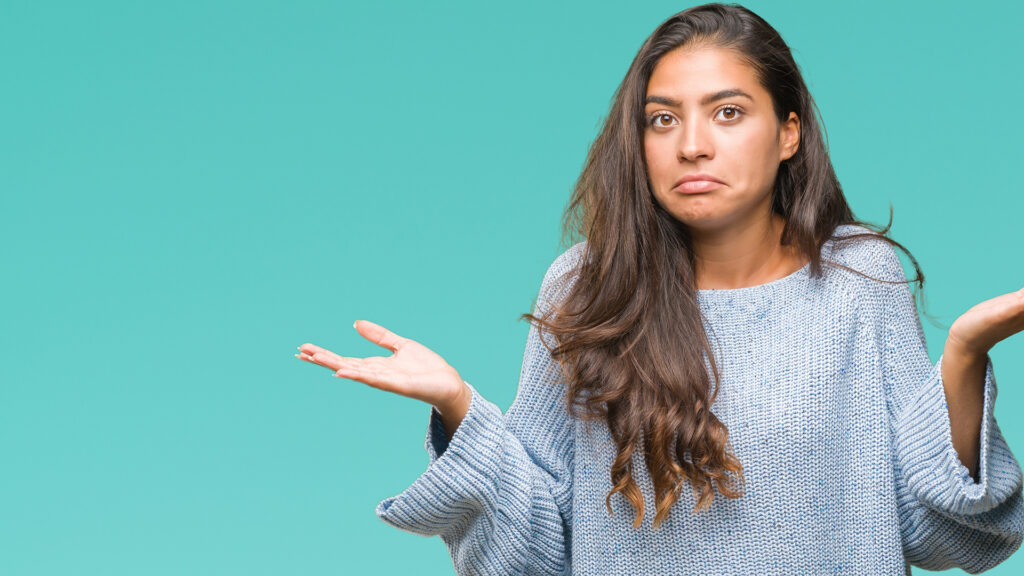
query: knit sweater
[{"left": 374, "top": 224, "right": 1024, "bottom": 575}]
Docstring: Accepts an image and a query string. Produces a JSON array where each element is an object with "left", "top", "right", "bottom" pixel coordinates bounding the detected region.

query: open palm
[
  {"left": 948, "top": 286, "right": 1024, "bottom": 357},
  {"left": 296, "top": 319, "right": 465, "bottom": 410}
]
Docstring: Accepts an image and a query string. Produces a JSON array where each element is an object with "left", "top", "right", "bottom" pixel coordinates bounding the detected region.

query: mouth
[{"left": 672, "top": 180, "right": 723, "bottom": 194}]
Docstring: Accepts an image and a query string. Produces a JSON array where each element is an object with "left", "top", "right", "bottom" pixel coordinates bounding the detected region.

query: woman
[{"left": 297, "top": 4, "right": 1024, "bottom": 574}]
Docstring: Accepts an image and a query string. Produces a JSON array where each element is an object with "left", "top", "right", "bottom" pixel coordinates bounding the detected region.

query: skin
[
  {"left": 945, "top": 293, "right": 1024, "bottom": 481},
  {"left": 642, "top": 44, "right": 802, "bottom": 289},
  {"left": 642, "top": 45, "right": 1024, "bottom": 481},
  {"left": 297, "top": 321, "right": 470, "bottom": 439},
  {"left": 296, "top": 46, "right": 1024, "bottom": 476}
]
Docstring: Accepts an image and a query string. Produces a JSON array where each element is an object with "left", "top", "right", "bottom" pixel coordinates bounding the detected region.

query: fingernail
[{"left": 353, "top": 320, "right": 358, "bottom": 329}]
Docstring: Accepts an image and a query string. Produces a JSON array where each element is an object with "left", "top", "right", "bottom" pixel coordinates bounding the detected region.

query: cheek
[
  {"left": 733, "top": 129, "right": 780, "bottom": 184},
  {"left": 644, "top": 141, "right": 672, "bottom": 183}
]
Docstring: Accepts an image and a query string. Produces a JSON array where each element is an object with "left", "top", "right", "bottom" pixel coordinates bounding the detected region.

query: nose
[{"left": 677, "top": 118, "right": 713, "bottom": 162}]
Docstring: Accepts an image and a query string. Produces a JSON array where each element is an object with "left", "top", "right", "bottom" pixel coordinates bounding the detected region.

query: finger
[
  {"left": 298, "top": 343, "right": 335, "bottom": 357},
  {"left": 332, "top": 359, "right": 408, "bottom": 394},
  {"left": 353, "top": 320, "right": 409, "bottom": 353},
  {"left": 295, "top": 352, "right": 340, "bottom": 371},
  {"left": 297, "top": 343, "right": 348, "bottom": 365},
  {"left": 304, "top": 349, "right": 392, "bottom": 376},
  {"left": 295, "top": 351, "right": 325, "bottom": 364},
  {"left": 308, "top": 350, "right": 349, "bottom": 371},
  {"left": 295, "top": 344, "right": 348, "bottom": 368}
]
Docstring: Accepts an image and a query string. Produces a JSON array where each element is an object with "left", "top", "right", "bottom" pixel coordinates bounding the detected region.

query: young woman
[{"left": 297, "top": 4, "right": 1024, "bottom": 574}]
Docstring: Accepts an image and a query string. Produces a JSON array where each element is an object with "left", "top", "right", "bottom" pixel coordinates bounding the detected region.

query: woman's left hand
[{"left": 947, "top": 287, "right": 1024, "bottom": 357}]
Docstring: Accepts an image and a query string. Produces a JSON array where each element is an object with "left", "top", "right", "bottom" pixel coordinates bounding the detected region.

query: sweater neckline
[{"left": 696, "top": 259, "right": 811, "bottom": 300}]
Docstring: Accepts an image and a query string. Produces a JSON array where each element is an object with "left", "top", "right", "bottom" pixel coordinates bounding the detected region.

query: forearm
[
  {"left": 941, "top": 342, "right": 989, "bottom": 482},
  {"left": 436, "top": 380, "right": 473, "bottom": 440}
]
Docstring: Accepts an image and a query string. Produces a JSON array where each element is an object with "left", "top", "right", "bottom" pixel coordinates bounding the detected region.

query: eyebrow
[{"left": 644, "top": 88, "right": 754, "bottom": 107}]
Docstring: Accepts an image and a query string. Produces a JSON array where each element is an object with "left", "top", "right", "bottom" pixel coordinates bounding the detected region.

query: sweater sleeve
[
  {"left": 865, "top": 239, "right": 1024, "bottom": 572},
  {"left": 374, "top": 245, "right": 583, "bottom": 576}
]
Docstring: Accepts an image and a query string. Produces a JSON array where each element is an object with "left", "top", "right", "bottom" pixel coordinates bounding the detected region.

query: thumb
[{"left": 353, "top": 319, "right": 408, "bottom": 353}]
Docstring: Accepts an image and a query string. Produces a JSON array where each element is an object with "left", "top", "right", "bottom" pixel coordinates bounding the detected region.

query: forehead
[{"left": 646, "top": 46, "right": 762, "bottom": 100}]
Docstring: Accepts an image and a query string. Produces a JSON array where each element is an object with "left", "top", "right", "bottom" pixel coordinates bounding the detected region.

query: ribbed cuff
[
  {"left": 424, "top": 381, "right": 470, "bottom": 462},
  {"left": 375, "top": 382, "right": 506, "bottom": 536},
  {"left": 894, "top": 354, "right": 1022, "bottom": 516}
]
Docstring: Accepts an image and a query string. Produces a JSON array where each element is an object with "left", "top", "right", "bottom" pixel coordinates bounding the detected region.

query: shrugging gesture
[
  {"left": 942, "top": 286, "right": 1024, "bottom": 481},
  {"left": 295, "top": 320, "right": 472, "bottom": 438},
  {"left": 947, "top": 286, "right": 1024, "bottom": 358}
]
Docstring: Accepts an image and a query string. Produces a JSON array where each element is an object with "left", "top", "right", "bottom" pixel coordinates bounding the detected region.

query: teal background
[{"left": 2, "top": 0, "right": 1022, "bottom": 574}]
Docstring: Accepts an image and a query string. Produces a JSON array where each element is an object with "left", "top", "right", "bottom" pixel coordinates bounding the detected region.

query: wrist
[
  {"left": 942, "top": 341, "right": 988, "bottom": 395},
  {"left": 434, "top": 375, "right": 468, "bottom": 414},
  {"left": 435, "top": 378, "right": 471, "bottom": 439},
  {"left": 945, "top": 328, "right": 989, "bottom": 362},
  {"left": 944, "top": 337, "right": 988, "bottom": 366},
  {"left": 436, "top": 371, "right": 468, "bottom": 412}
]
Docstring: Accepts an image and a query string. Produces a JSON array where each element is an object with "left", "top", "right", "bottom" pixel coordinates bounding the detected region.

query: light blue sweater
[{"left": 375, "top": 224, "right": 1024, "bottom": 575}]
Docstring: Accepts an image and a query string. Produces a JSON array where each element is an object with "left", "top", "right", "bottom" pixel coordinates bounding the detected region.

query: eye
[
  {"left": 715, "top": 105, "right": 744, "bottom": 122},
  {"left": 645, "top": 112, "right": 677, "bottom": 129},
  {"left": 645, "top": 105, "right": 745, "bottom": 129}
]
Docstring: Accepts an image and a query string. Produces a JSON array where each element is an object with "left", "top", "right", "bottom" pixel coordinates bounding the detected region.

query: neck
[{"left": 692, "top": 212, "right": 802, "bottom": 290}]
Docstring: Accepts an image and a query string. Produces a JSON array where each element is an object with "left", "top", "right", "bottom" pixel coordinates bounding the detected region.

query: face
[{"left": 643, "top": 45, "right": 800, "bottom": 234}]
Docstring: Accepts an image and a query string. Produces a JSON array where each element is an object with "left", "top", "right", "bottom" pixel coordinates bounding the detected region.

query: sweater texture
[{"left": 375, "top": 224, "right": 1024, "bottom": 575}]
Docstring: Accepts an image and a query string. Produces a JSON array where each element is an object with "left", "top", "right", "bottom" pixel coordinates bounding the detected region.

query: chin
[{"left": 674, "top": 211, "right": 734, "bottom": 231}]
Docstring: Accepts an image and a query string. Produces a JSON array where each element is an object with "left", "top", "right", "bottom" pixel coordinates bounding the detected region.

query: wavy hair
[{"left": 520, "top": 2, "right": 935, "bottom": 530}]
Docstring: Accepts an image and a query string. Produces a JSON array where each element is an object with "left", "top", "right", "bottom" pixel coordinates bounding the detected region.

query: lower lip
[{"left": 673, "top": 180, "right": 723, "bottom": 193}]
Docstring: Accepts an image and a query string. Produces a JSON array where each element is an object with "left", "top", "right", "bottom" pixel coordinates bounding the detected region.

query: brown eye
[
  {"left": 646, "top": 113, "right": 676, "bottom": 128},
  {"left": 716, "top": 105, "right": 744, "bottom": 122}
]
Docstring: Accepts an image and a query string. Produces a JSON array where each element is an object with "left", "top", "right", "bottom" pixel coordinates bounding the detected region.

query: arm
[
  {"left": 940, "top": 343, "right": 989, "bottom": 482},
  {"left": 435, "top": 377, "right": 472, "bottom": 442},
  {"left": 942, "top": 280, "right": 1024, "bottom": 483},
  {"left": 866, "top": 240, "right": 1024, "bottom": 572},
  {"left": 374, "top": 245, "right": 584, "bottom": 576}
]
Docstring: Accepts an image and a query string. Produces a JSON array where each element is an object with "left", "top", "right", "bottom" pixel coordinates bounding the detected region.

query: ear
[{"left": 779, "top": 112, "right": 800, "bottom": 162}]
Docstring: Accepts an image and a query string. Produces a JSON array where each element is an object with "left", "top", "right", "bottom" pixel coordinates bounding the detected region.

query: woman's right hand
[{"left": 295, "top": 320, "right": 472, "bottom": 435}]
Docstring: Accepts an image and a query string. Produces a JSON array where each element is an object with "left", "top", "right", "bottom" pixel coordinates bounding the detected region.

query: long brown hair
[{"left": 521, "top": 2, "right": 936, "bottom": 530}]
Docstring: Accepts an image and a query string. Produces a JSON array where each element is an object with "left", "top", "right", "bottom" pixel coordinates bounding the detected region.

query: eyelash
[{"left": 645, "top": 105, "right": 745, "bottom": 128}]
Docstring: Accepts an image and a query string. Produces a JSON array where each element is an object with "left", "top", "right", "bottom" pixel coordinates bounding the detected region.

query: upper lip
[{"left": 674, "top": 173, "right": 725, "bottom": 188}]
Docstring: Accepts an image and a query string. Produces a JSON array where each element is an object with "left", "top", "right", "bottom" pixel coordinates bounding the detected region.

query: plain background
[{"left": 2, "top": 0, "right": 1022, "bottom": 574}]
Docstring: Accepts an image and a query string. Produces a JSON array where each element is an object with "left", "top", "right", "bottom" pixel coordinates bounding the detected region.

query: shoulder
[
  {"left": 541, "top": 240, "right": 588, "bottom": 292},
  {"left": 535, "top": 240, "right": 589, "bottom": 316},
  {"left": 819, "top": 224, "right": 918, "bottom": 329},
  {"left": 824, "top": 224, "right": 907, "bottom": 286},
  {"left": 544, "top": 240, "right": 588, "bottom": 279}
]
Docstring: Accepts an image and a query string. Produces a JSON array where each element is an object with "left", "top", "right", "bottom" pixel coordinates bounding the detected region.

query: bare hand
[
  {"left": 295, "top": 320, "right": 468, "bottom": 413},
  {"left": 947, "top": 286, "right": 1024, "bottom": 358}
]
